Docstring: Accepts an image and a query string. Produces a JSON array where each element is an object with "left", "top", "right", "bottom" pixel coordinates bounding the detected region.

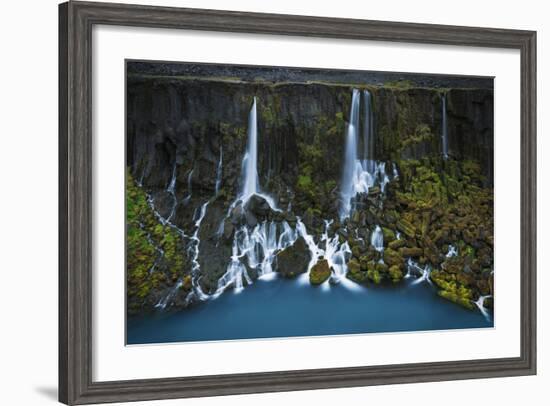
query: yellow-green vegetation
[
  {"left": 126, "top": 169, "right": 188, "bottom": 314},
  {"left": 309, "top": 259, "right": 331, "bottom": 285},
  {"left": 295, "top": 112, "right": 346, "bottom": 213},
  {"left": 347, "top": 258, "right": 368, "bottom": 284},
  {"left": 388, "top": 265, "right": 403, "bottom": 283},
  {"left": 383, "top": 79, "right": 415, "bottom": 89},
  {"left": 367, "top": 268, "right": 382, "bottom": 284},
  {"left": 431, "top": 270, "right": 475, "bottom": 310}
]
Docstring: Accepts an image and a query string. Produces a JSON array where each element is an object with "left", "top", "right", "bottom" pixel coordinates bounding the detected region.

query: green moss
[
  {"left": 383, "top": 79, "right": 415, "bottom": 89},
  {"left": 388, "top": 265, "right": 403, "bottom": 283},
  {"left": 438, "top": 290, "right": 475, "bottom": 310},
  {"left": 367, "top": 268, "right": 382, "bottom": 284},
  {"left": 347, "top": 258, "right": 368, "bottom": 284},
  {"left": 297, "top": 174, "right": 313, "bottom": 192},
  {"left": 310, "top": 259, "right": 331, "bottom": 285},
  {"left": 381, "top": 227, "right": 396, "bottom": 242},
  {"left": 126, "top": 169, "right": 188, "bottom": 309}
]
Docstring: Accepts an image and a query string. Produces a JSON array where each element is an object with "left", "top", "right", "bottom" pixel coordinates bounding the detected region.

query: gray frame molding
[{"left": 59, "top": 1, "right": 537, "bottom": 404}]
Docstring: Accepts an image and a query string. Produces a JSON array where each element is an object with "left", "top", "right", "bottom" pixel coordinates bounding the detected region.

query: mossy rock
[
  {"left": 375, "top": 262, "right": 388, "bottom": 274},
  {"left": 438, "top": 290, "right": 475, "bottom": 310},
  {"left": 367, "top": 268, "right": 382, "bottom": 284},
  {"left": 310, "top": 259, "right": 331, "bottom": 285},
  {"left": 388, "top": 265, "right": 404, "bottom": 282},
  {"left": 396, "top": 219, "right": 416, "bottom": 239},
  {"left": 388, "top": 239, "right": 406, "bottom": 250},
  {"left": 182, "top": 275, "right": 192, "bottom": 291},
  {"left": 382, "top": 227, "right": 396, "bottom": 243},
  {"left": 347, "top": 259, "right": 368, "bottom": 284},
  {"left": 399, "top": 246, "right": 423, "bottom": 257},
  {"left": 383, "top": 248, "right": 403, "bottom": 267}
]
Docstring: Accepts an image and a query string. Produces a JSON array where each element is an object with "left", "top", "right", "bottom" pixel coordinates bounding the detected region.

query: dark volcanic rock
[
  {"left": 276, "top": 237, "right": 310, "bottom": 278},
  {"left": 245, "top": 194, "right": 272, "bottom": 217}
]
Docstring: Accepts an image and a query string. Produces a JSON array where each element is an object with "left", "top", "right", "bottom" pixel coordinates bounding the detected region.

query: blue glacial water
[{"left": 127, "top": 275, "right": 493, "bottom": 345}]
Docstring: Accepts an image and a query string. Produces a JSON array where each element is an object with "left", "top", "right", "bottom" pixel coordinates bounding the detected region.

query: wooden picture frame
[{"left": 59, "top": 1, "right": 536, "bottom": 404}]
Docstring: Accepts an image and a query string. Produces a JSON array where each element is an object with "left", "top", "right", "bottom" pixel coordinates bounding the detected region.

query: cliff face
[
  {"left": 126, "top": 75, "right": 494, "bottom": 315},
  {"left": 127, "top": 77, "right": 493, "bottom": 198}
]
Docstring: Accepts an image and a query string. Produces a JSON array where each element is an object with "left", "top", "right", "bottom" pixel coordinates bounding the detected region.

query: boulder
[
  {"left": 346, "top": 258, "right": 368, "bottom": 284},
  {"left": 388, "top": 265, "right": 403, "bottom": 282},
  {"left": 382, "top": 227, "right": 396, "bottom": 242},
  {"left": 388, "top": 239, "right": 406, "bottom": 250},
  {"left": 245, "top": 194, "right": 272, "bottom": 217},
  {"left": 399, "top": 246, "right": 423, "bottom": 257},
  {"left": 276, "top": 237, "right": 310, "bottom": 278},
  {"left": 384, "top": 248, "right": 403, "bottom": 267},
  {"left": 309, "top": 259, "right": 331, "bottom": 285},
  {"left": 396, "top": 218, "right": 416, "bottom": 239}
]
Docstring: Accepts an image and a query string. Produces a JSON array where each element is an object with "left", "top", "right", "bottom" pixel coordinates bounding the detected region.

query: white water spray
[
  {"left": 446, "top": 244, "right": 458, "bottom": 258},
  {"left": 339, "top": 89, "right": 398, "bottom": 221},
  {"left": 215, "top": 147, "right": 223, "bottom": 195},
  {"left": 339, "top": 89, "right": 361, "bottom": 220},
  {"left": 371, "top": 225, "right": 384, "bottom": 253},
  {"left": 406, "top": 258, "right": 432, "bottom": 285},
  {"left": 473, "top": 294, "right": 492, "bottom": 321},
  {"left": 182, "top": 168, "right": 194, "bottom": 205}
]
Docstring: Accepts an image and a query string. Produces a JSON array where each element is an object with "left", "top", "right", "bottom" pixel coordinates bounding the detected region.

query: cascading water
[
  {"left": 473, "top": 294, "right": 492, "bottom": 321},
  {"left": 446, "top": 244, "right": 458, "bottom": 257},
  {"left": 339, "top": 89, "right": 398, "bottom": 221},
  {"left": 441, "top": 94, "right": 449, "bottom": 160},
  {"left": 166, "top": 163, "right": 178, "bottom": 222},
  {"left": 241, "top": 98, "right": 260, "bottom": 202},
  {"left": 339, "top": 89, "right": 361, "bottom": 221},
  {"left": 294, "top": 219, "right": 359, "bottom": 291},
  {"left": 406, "top": 258, "right": 432, "bottom": 285},
  {"left": 234, "top": 97, "right": 279, "bottom": 210},
  {"left": 212, "top": 220, "right": 300, "bottom": 297},
  {"left": 215, "top": 147, "right": 223, "bottom": 195},
  {"left": 189, "top": 202, "right": 210, "bottom": 301},
  {"left": 182, "top": 168, "right": 194, "bottom": 205},
  {"left": 155, "top": 279, "right": 183, "bottom": 310},
  {"left": 157, "top": 200, "right": 211, "bottom": 308},
  {"left": 371, "top": 225, "right": 384, "bottom": 253}
]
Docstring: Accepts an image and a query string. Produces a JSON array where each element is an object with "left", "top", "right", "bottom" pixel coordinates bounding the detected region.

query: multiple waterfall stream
[
  {"left": 143, "top": 89, "right": 491, "bottom": 324},
  {"left": 339, "top": 89, "right": 397, "bottom": 221}
]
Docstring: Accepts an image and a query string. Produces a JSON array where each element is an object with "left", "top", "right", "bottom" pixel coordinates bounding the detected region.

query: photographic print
[{"left": 126, "top": 61, "right": 494, "bottom": 345}]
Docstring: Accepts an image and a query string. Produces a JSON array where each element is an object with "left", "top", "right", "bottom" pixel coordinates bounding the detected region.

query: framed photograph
[{"left": 59, "top": 1, "right": 536, "bottom": 404}]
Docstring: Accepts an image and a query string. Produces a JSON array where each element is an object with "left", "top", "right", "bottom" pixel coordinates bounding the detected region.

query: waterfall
[
  {"left": 295, "top": 219, "right": 359, "bottom": 291},
  {"left": 441, "top": 94, "right": 449, "bottom": 159},
  {"left": 165, "top": 163, "right": 178, "bottom": 222},
  {"left": 212, "top": 220, "right": 300, "bottom": 298},
  {"left": 446, "top": 244, "right": 458, "bottom": 257},
  {"left": 189, "top": 202, "right": 210, "bottom": 301},
  {"left": 339, "top": 89, "right": 361, "bottom": 220},
  {"left": 241, "top": 97, "right": 260, "bottom": 202},
  {"left": 233, "top": 97, "right": 278, "bottom": 210},
  {"left": 182, "top": 168, "right": 194, "bottom": 205},
  {"left": 155, "top": 279, "right": 183, "bottom": 310},
  {"left": 406, "top": 258, "right": 432, "bottom": 285},
  {"left": 371, "top": 225, "right": 384, "bottom": 253},
  {"left": 474, "top": 294, "right": 492, "bottom": 321},
  {"left": 339, "top": 89, "right": 398, "bottom": 221},
  {"left": 213, "top": 234, "right": 253, "bottom": 297},
  {"left": 215, "top": 147, "right": 223, "bottom": 195}
]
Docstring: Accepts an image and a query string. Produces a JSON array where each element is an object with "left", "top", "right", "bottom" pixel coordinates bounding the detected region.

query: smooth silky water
[{"left": 127, "top": 276, "right": 492, "bottom": 345}]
